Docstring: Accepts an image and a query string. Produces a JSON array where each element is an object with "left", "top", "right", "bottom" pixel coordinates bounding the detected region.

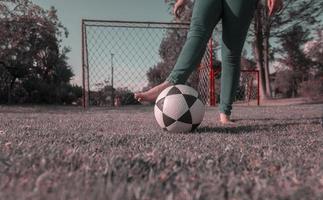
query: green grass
[{"left": 0, "top": 104, "right": 322, "bottom": 200}]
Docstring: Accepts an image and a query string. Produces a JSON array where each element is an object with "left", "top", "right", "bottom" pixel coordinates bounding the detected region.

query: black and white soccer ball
[{"left": 154, "top": 84, "right": 205, "bottom": 133}]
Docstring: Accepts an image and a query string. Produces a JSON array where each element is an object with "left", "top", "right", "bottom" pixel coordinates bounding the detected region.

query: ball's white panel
[
  {"left": 156, "top": 85, "right": 174, "bottom": 103},
  {"left": 176, "top": 84, "right": 198, "bottom": 97},
  {"left": 163, "top": 94, "right": 189, "bottom": 120},
  {"left": 154, "top": 105, "right": 166, "bottom": 128},
  {"left": 190, "top": 99, "right": 205, "bottom": 124},
  {"left": 166, "top": 121, "right": 192, "bottom": 133}
]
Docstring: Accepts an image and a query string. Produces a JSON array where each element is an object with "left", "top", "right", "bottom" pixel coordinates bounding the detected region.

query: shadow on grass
[{"left": 195, "top": 120, "right": 321, "bottom": 134}]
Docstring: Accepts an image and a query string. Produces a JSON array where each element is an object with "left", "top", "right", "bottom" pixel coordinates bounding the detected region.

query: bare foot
[
  {"left": 220, "top": 113, "right": 236, "bottom": 125},
  {"left": 134, "top": 81, "right": 173, "bottom": 103}
]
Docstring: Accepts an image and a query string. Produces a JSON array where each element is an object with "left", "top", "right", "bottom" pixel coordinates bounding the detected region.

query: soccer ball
[{"left": 154, "top": 84, "right": 205, "bottom": 133}]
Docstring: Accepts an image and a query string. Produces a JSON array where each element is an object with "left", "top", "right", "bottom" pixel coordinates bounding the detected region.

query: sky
[
  {"left": 29, "top": 0, "right": 323, "bottom": 88},
  {"left": 31, "top": 0, "right": 173, "bottom": 86}
]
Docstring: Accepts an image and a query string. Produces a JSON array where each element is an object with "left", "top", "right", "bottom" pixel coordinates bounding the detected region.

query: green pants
[{"left": 166, "top": 0, "right": 257, "bottom": 115}]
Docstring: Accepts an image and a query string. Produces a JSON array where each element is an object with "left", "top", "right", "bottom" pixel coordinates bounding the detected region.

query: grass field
[{"left": 0, "top": 104, "right": 323, "bottom": 200}]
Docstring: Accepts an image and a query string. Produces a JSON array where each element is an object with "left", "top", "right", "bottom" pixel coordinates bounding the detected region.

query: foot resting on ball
[
  {"left": 134, "top": 81, "right": 173, "bottom": 102},
  {"left": 220, "top": 113, "right": 235, "bottom": 125}
]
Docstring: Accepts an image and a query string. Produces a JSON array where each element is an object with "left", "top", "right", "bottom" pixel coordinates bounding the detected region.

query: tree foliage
[
  {"left": 303, "top": 28, "right": 323, "bottom": 74},
  {"left": 278, "top": 26, "right": 313, "bottom": 78},
  {"left": 0, "top": 0, "right": 81, "bottom": 104},
  {"left": 252, "top": 0, "right": 323, "bottom": 99},
  {"left": 299, "top": 28, "right": 323, "bottom": 98},
  {"left": 274, "top": 26, "right": 323, "bottom": 98},
  {"left": 146, "top": 28, "right": 189, "bottom": 88}
]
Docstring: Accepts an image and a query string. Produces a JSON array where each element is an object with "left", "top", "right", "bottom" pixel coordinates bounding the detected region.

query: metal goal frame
[{"left": 81, "top": 19, "right": 260, "bottom": 108}]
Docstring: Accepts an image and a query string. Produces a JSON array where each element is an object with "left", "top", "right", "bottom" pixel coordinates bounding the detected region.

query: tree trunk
[
  {"left": 255, "top": 45, "right": 267, "bottom": 100},
  {"left": 8, "top": 76, "right": 16, "bottom": 104},
  {"left": 263, "top": 33, "right": 272, "bottom": 98},
  {"left": 263, "top": 5, "right": 272, "bottom": 99},
  {"left": 254, "top": 6, "right": 268, "bottom": 100}
]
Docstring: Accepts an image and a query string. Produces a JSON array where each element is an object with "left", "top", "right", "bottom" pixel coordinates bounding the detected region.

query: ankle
[
  {"left": 220, "top": 113, "right": 230, "bottom": 122},
  {"left": 163, "top": 80, "right": 174, "bottom": 86}
]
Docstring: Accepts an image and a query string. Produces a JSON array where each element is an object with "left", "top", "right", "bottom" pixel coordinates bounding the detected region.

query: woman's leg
[
  {"left": 135, "top": 0, "right": 223, "bottom": 102},
  {"left": 219, "top": 0, "right": 257, "bottom": 117},
  {"left": 166, "top": 0, "right": 222, "bottom": 84}
]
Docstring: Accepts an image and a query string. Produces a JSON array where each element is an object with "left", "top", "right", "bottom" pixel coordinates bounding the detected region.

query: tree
[
  {"left": 303, "top": 28, "right": 323, "bottom": 76},
  {"left": 146, "top": 28, "right": 188, "bottom": 88},
  {"left": 299, "top": 28, "right": 323, "bottom": 98},
  {"left": 251, "top": 0, "right": 322, "bottom": 99},
  {"left": 0, "top": 0, "right": 79, "bottom": 104},
  {"left": 273, "top": 26, "right": 322, "bottom": 98},
  {"left": 279, "top": 25, "right": 313, "bottom": 77},
  {"left": 241, "top": 50, "right": 257, "bottom": 70}
]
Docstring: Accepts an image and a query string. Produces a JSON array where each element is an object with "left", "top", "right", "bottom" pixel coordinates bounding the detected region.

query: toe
[
  {"left": 220, "top": 120, "right": 236, "bottom": 126},
  {"left": 134, "top": 93, "right": 140, "bottom": 99},
  {"left": 134, "top": 93, "right": 143, "bottom": 102}
]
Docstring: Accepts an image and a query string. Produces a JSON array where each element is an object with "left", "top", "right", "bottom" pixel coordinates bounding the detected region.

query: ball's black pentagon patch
[
  {"left": 166, "top": 86, "right": 182, "bottom": 96},
  {"left": 163, "top": 113, "right": 176, "bottom": 127},
  {"left": 183, "top": 94, "right": 197, "bottom": 108},
  {"left": 191, "top": 123, "right": 200, "bottom": 131},
  {"left": 156, "top": 97, "right": 165, "bottom": 111},
  {"left": 177, "top": 110, "right": 192, "bottom": 124}
]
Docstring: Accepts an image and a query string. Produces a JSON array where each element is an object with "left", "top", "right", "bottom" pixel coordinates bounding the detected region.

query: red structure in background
[
  {"left": 207, "top": 39, "right": 260, "bottom": 106},
  {"left": 209, "top": 40, "right": 216, "bottom": 106}
]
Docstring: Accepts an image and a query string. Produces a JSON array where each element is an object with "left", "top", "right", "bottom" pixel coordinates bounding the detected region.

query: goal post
[
  {"left": 197, "top": 40, "right": 260, "bottom": 106},
  {"left": 81, "top": 20, "right": 259, "bottom": 108}
]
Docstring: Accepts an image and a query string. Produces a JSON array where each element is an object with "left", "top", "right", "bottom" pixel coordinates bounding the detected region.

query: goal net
[{"left": 82, "top": 20, "right": 259, "bottom": 107}]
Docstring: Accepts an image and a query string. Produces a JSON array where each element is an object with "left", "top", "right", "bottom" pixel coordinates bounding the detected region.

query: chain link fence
[
  {"left": 236, "top": 70, "right": 260, "bottom": 105},
  {"left": 197, "top": 41, "right": 260, "bottom": 106},
  {"left": 82, "top": 20, "right": 259, "bottom": 107}
]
